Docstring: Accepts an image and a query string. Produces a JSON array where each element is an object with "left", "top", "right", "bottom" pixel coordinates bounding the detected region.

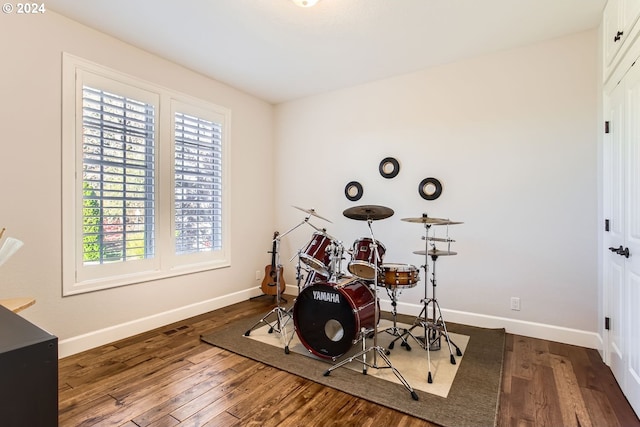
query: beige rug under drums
[
  {"left": 248, "top": 318, "right": 468, "bottom": 398},
  {"left": 201, "top": 311, "right": 505, "bottom": 427}
]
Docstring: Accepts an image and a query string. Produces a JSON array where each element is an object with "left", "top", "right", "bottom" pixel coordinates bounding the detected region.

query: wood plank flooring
[{"left": 59, "top": 296, "right": 640, "bottom": 426}]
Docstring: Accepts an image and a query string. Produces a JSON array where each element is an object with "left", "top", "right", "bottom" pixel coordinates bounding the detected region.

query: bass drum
[{"left": 293, "top": 277, "right": 377, "bottom": 359}]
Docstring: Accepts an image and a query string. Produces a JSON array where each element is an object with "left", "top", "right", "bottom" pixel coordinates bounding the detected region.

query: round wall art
[
  {"left": 344, "top": 181, "right": 363, "bottom": 201},
  {"left": 418, "top": 177, "right": 442, "bottom": 200},
  {"left": 379, "top": 157, "right": 400, "bottom": 179}
]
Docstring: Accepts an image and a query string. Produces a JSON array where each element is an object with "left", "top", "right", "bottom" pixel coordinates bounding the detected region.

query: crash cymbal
[
  {"left": 413, "top": 249, "right": 458, "bottom": 256},
  {"left": 292, "top": 206, "right": 332, "bottom": 223},
  {"left": 343, "top": 205, "right": 394, "bottom": 221}
]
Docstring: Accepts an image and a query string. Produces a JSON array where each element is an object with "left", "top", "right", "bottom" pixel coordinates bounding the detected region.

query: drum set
[{"left": 244, "top": 204, "right": 463, "bottom": 398}]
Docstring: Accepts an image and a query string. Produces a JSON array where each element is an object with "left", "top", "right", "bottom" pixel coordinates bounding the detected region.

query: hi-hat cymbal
[
  {"left": 413, "top": 249, "right": 458, "bottom": 256},
  {"left": 343, "top": 205, "right": 394, "bottom": 221},
  {"left": 292, "top": 206, "right": 332, "bottom": 223},
  {"left": 423, "top": 237, "right": 456, "bottom": 243}
]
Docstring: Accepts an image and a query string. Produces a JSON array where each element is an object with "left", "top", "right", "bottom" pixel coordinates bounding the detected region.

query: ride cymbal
[
  {"left": 402, "top": 216, "right": 447, "bottom": 224},
  {"left": 402, "top": 215, "right": 463, "bottom": 225},
  {"left": 343, "top": 205, "right": 394, "bottom": 221},
  {"left": 292, "top": 206, "right": 332, "bottom": 223}
]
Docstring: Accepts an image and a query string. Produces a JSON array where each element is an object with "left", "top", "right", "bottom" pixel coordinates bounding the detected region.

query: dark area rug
[{"left": 201, "top": 311, "right": 505, "bottom": 427}]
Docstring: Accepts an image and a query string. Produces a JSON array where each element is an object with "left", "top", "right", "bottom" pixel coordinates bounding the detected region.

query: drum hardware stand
[
  {"left": 403, "top": 220, "right": 462, "bottom": 383},
  {"left": 244, "top": 233, "right": 293, "bottom": 353},
  {"left": 323, "top": 207, "right": 418, "bottom": 401},
  {"left": 245, "top": 207, "right": 334, "bottom": 353},
  {"left": 382, "top": 286, "right": 412, "bottom": 353},
  {"left": 326, "top": 240, "right": 345, "bottom": 282},
  {"left": 281, "top": 251, "right": 309, "bottom": 353}
]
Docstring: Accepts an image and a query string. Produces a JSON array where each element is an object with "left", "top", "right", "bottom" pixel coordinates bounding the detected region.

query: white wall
[
  {"left": 0, "top": 11, "right": 600, "bottom": 354},
  {"left": 275, "top": 30, "right": 599, "bottom": 347},
  {"left": 0, "top": 12, "right": 275, "bottom": 356}
]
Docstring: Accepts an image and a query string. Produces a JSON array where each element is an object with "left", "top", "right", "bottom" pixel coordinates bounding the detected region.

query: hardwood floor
[{"left": 59, "top": 296, "right": 640, "bottom": 426}]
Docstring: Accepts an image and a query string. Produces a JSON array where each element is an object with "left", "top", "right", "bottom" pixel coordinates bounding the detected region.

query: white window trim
[{"left": 62, "top": 53, "right": 231, "bottom": 296}]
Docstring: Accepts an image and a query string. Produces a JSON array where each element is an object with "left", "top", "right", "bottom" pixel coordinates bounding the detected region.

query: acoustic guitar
[{"left": 261, "top": 231, "right": 285, "bottom": 295}]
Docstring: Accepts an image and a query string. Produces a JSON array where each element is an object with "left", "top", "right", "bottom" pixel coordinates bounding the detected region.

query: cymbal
[
  {"left": 433, "top": 220, "right": 463, "bottom": 225},
  {"left": 343, "top": 205, "right": 394, "bottom": 221},
  {"left": 292, "top": 206, "right": 332, "bottom": 223},
  {"left": 413, "top": 249, "right": 458, "bottom": 256},
  {"left": 402, "top": 216, "right": 463, "bottom": 225},
  {"left": 423, "top": 237, "right": 456, "bottom": 243}
]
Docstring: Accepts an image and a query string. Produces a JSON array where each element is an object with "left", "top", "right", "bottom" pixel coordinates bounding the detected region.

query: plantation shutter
[
  {"left": 174, "top": 112, "right": 223, "bottom": 255},
  {"left": 81, "top": 86, "right": 156, "bottom": 265}
]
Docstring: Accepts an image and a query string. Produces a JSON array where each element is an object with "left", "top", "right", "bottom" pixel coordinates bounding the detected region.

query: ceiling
[{"left": 47, "top": 0, "right": 606, "bottom": 104}]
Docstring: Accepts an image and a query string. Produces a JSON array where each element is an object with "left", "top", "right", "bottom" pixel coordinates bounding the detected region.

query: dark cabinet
[{"left": 0, "top": 305, "right": 58, "bottom": 426}]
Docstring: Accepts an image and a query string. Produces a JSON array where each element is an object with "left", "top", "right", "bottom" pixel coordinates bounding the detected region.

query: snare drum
[
  {"left": 348, "top": 237, "right": 386, "bottom": 280},
  {"left": 299, "top": 232, "right": 333, "bottom": 275},
  {"left": 380, "top": 263, "right": 419, "bottom": 288}
]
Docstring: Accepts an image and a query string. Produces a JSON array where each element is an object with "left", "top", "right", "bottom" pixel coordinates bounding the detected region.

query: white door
[
  {"left": 604, "top": 78, "right": 626, "bottom": 386},
  {"left": 622, "top": 59, "right": 640, "bottom": 415},
  {"left": 604, "top": 60, "right": 640, "bottom": 417}
]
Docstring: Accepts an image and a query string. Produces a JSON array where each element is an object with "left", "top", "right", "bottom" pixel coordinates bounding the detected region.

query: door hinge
[
  {"left": 605, "top": 219, "right": 610, "bottom": 232},
  {"left": 605, "top": 317, "right": 611, "bottom": 330},
  {"left": 605, "top": 121, "right": 610, "bottom": 134}
]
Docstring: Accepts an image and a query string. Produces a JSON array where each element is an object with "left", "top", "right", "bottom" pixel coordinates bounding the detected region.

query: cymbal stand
[
  {"left": 279, "top": 252, "right": 309, "bottom": 353},
  {"left": 244, "top": 216, "right": 317, "bottom": 351},
  {"left": 244, "top": 234, "right": 292, "bottom": 350},
  {"left": 295, "top": 250, "right": 306, "bottom": 291},
  {"left": 403, "top": 222, "right": 462, "bottom": 383},
  {"left": 280, "top": 216, "right": 337, "bottom": 353},
  {"left": 323, "top": 218, "right": 418, "bottom": 401}
]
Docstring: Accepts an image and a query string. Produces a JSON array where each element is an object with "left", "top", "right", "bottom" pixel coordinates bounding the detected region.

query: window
[
  {"left": 62, "top": 54, "right": 231, "bottom": 296},
  {"left": 174, "top": 112, "right": 223, "bottom": 255},
  {"left": 82, "top": 86, "right": 156, "bottom": 265}
]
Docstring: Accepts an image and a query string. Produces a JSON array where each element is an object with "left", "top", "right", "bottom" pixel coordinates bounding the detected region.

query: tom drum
[
  {"left": 299, "top": 232, "right": 333, "bottom": 275},
  {"left": 347, "top": 238, "right": 386, "bottom": 280}
]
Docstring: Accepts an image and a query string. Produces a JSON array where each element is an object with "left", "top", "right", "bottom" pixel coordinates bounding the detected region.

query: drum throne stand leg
[{"left": 323, "top": 218, "right": 418, "bottom": 401}]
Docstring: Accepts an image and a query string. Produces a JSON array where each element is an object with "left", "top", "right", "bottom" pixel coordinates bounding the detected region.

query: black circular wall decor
[
  {"left": 344, "top": 181, "right": 363, "bottom": 201},
  {"left": 379, "top": 157, "right": 400, "bottom": 179},
  {"left": 418, "top": 177, "right": 442, "bottom": 200}
]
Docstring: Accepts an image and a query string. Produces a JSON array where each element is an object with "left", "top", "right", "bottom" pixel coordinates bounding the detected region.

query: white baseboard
[
  {"left": 380, "top": 299, "right": 602, "bottom": 351},
  {"left": 59, "top": 284, "right": 602, "bottom": 359},
  {"left": 58, "top": 288, "right": 261, "bottom": 358}
]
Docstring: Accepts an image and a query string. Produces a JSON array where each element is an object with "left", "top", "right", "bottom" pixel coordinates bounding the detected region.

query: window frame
[{"left": 62, "top": 53, "right": 231, "bottom": 296}]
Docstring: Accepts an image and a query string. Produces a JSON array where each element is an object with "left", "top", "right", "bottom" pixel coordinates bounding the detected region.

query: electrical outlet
[
  {"left": 255, "top": 270, "right": 261, "bottom": 281},
  {"left": 510, "top": 297, "right": 521, "bottom": 311}
]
